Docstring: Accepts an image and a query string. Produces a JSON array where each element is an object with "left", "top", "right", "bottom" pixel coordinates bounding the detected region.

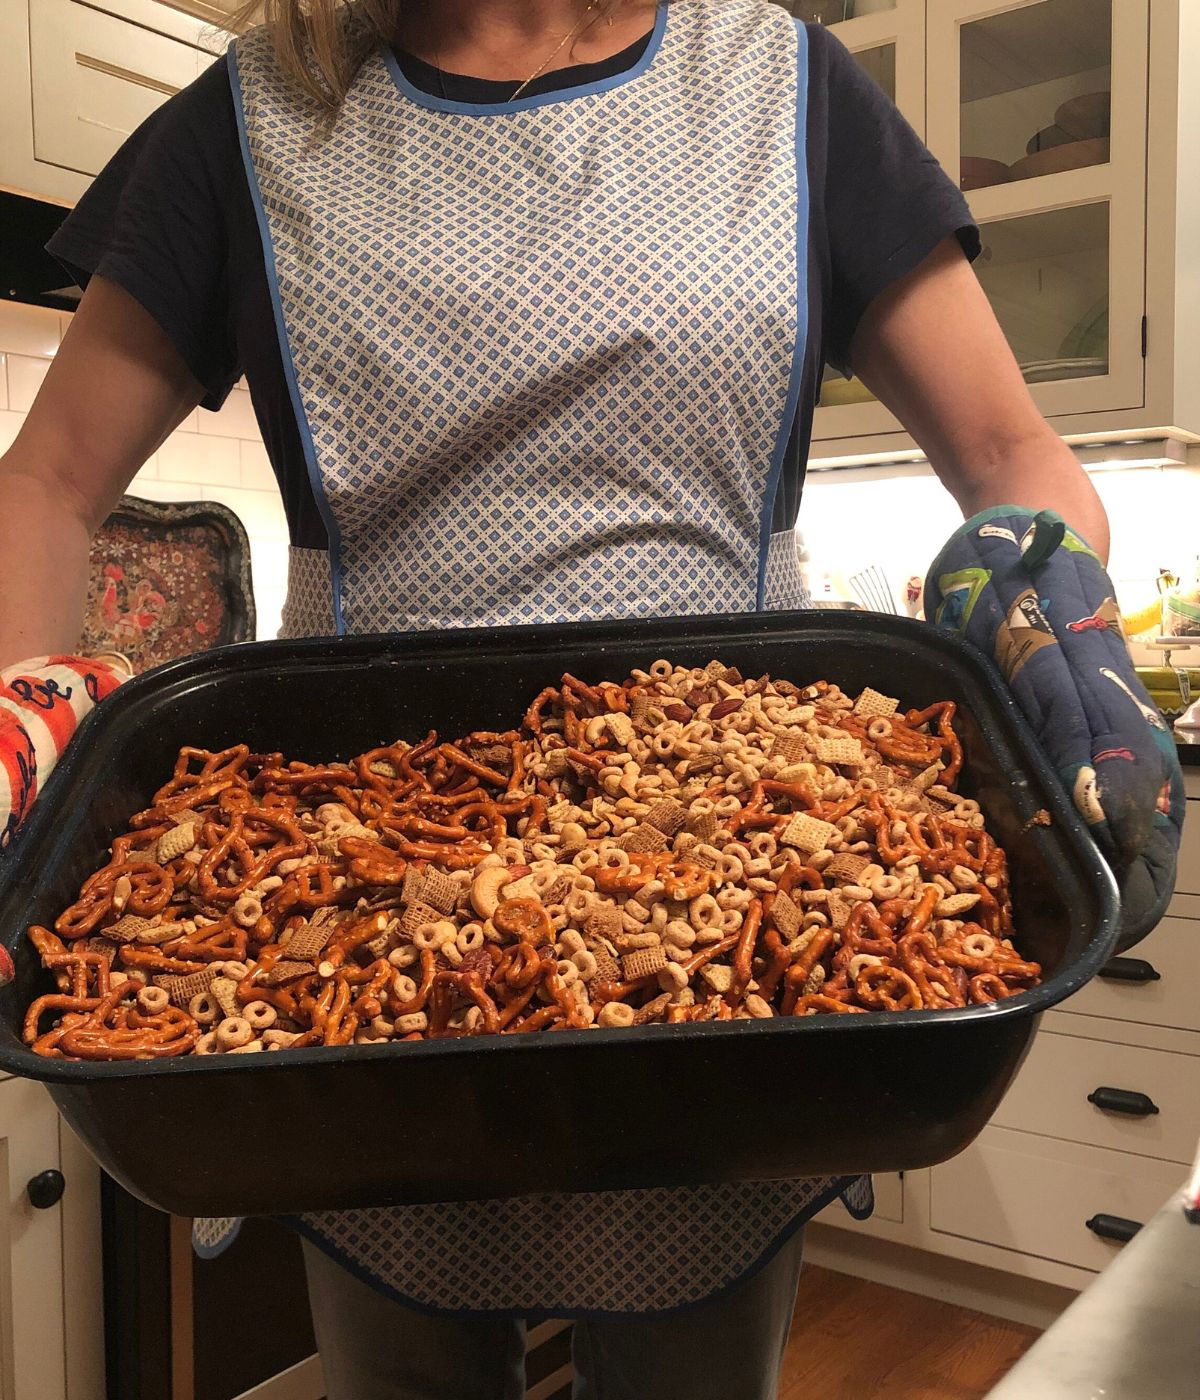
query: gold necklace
[{"left": 509, "top": 0, "right": 602, "bottom": 101}]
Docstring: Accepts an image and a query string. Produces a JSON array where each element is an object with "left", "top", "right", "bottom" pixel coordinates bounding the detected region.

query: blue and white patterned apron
[{"left": 199, "top": 0, "right": 871, "bottom": 1312}]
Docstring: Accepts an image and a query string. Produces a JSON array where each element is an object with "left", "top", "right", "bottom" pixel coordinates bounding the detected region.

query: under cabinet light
[{"left": 809, "top": 438, "right": 1190, "bottom": 475}]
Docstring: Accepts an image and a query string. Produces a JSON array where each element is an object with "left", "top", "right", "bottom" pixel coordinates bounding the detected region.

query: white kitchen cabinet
[
  {"left": 806, "top": 0, "right": 937, "bottom": 440},
  {"left": 1052, "top": 895, "right": 1199, "bottom": 1035},
  {"left": 0, "top": 1077, "right": 64, "bottom": 1400},
  {"left": 989, "top": 1027, "right": 1200, "bottom": 1164},
  {"left": 0, "top": 0, "right": 226, "bottom": 205},
  {"left": 928, "top": 1125, "right": 1186, "bottom": 1275},
  {"left": 1176, "top": 794, "right": 1200, "bottom": 895},
  {"left": 813, "top": 0, "right": 1200, "bottom": 456},
  {"left": 0, "top": 1077, "right": 103, "bottom": 1400}
]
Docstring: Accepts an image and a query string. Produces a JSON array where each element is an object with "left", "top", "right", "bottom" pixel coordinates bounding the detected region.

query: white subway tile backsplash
[
  {"left": 239, "top": 440, "right": 278, "bottom": 491},
  {"left": 174, "top": 408, "right": 200, "bottom": 433},
  {"left": 0, "top": 355, "right": 7, "bottom": 412},
  {"left": 255, "top": 593, "right": 285, "bottom": 641},
  {"left": 0, "top": 410, "right": 25, "bottom": 454},
  {"left": 157, "top": 431, "right": 241, "bottom": 486},
  {"left": 200, "top": 387, "right": 260, "bottom": 440},
  {"left": 249, "top": 538, "right": 290, "bottom": 640},
  {"left": 122, "top": 479, "right": 204, "bottom": 506},
  {"left": 6, "top": 355, "right": 52, "bottom": 413},
  {"left": 200, "top": 484, "right": 288, "bottom": 543},
  {"left": 0, "top": 304, "right": 60, "bottom": 359},
  {"left": 249, "top": 537, "right": 289, "bottom": 577}
]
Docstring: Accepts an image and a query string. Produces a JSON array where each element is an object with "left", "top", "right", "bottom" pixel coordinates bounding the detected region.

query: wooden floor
[{"left": 779, "top": 1267, "right": 1040, "bottom": 1399}]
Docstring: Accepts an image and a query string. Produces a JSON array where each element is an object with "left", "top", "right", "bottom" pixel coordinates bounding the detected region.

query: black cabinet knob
[
  {"left": 1087, "top": 1086, "right": 1160, "bottom": 1117},
  {"left": 26, "top": 1169, "right": 65, "bottom": 1209},
  {"left": 1098, "top": 957, "right": 1161, "bottom": 983},
  {"left": 1086, "top": 1213, "right": 1142, "bottom": 1243}
]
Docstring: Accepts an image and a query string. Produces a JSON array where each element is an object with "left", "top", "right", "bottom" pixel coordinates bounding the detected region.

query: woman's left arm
[
  {"left": 849, "top": 236, "right": 1181, "bottom": 950},
  {"left": 850, "top": 235, "right": 1110, "bottom": 558}
]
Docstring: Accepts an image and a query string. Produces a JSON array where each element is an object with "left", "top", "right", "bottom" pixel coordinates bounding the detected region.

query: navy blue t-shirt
[{"left": 50, "top": 21, "right": 977, "bottom": 549}]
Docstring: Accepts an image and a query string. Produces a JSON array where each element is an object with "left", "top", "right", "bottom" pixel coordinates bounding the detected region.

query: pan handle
[
  {"left": 1085, "top": 1213, "right": 1142, "bottom": 1244},
  {"left": 1097, "top": 956, "right": 1160, "bottom": 983}
]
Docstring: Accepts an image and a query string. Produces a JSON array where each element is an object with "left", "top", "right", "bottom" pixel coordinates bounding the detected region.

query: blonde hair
[
  {"left": 234, "top": 0, "right": 627, "bottom": 112},
  {"left": 232, "top": 2, "right": 401, "bottom": 112}
]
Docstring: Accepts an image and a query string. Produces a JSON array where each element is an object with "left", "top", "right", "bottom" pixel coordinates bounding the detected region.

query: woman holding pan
[{"left": 0, "top": 1, "right": 1179, "bottom": 1394}]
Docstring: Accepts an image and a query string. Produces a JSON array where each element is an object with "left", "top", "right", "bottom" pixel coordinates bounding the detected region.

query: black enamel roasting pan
[{"left": 0, "top": 612, "right": 1119, "bottom": 1216}]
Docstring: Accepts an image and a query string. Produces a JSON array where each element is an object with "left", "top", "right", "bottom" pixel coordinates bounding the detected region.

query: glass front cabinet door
[
  {"left": 803, "top": 0, "right": 928, "bottom": 440},
  {"left": 928, "top": 0, "right": 1148, "bottom": 418},
  {"left": 812, "top": 0, "right": 1151, "bottom": 448}
]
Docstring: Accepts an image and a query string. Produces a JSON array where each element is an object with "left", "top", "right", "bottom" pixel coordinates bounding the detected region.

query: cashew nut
[{"left": 470, "top": 865, "right": 513, "bottom": 919}]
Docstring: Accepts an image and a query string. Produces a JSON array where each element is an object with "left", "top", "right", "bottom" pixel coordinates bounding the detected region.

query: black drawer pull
[
  {"left": 1098, "top": 957, "right": 1161, "bottom": 983},
  {"left": 1087, "top": 1087, "right": 1160, "bottom": 1117},
  {"left": 1086, "top": 1213, "right": 1142, "bottom": 1244},
  {"left": 26, "top": 1170, "right": 66, "bottom": 1210}
]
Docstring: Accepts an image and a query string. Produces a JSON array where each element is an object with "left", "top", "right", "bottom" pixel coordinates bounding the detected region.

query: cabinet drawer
[
  {"left": 28, "top": 0, "right": 207, "bottom": 179},
  {"left": 1054, "top": 911, "right": 1200, "bottom": 1033},
  {"left": 931, "top": 1126, "right": 1182, "bottom": 1274},
  {"left": 993, "top": 1031, "right": 1200, "bottom": 1161}
]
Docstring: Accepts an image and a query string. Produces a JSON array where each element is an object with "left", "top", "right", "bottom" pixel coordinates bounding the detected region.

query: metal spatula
[{"left": 849, "top": 565, "right": 898, "bottom": 615}]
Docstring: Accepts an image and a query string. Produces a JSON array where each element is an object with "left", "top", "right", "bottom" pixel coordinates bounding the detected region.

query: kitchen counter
[{"left": 985, "top": 1185, "right": 1200, "bottom": 1400}]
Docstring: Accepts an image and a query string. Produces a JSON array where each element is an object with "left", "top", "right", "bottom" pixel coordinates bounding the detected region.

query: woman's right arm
[{"left": 0, "top": 276, "right": 203, "bottom": 668}]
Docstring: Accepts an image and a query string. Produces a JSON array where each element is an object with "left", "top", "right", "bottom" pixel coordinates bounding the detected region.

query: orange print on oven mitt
[{"left": 0, "top": 654, "right": 128, "bottom": 855}]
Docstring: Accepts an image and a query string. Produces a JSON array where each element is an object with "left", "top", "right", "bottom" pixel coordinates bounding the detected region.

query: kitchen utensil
[
  {"left": 849, "top": 565, "right": 897, "bottom": 614},
  {"left": 1008, "top": 137, "right": 1109, "bottom": 182},
  {"left": 903, "top": 574, "right": 924, "bottom": 618},
  {"left": 1056, "top": 91, "right": 1111, "bottom": 142},
  {"left": 0, "top": 614, "right": 1118, "bottom": 1216},
  {"left": 960, "top": 156, "right": 1011, "bottom": 191}
]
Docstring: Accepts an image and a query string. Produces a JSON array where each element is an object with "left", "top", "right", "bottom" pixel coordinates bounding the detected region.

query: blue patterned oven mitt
[{"left": 925, "top": 507, "right": 1183, "bottom": 950}]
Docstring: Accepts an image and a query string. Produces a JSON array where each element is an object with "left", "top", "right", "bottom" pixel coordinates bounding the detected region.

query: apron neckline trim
[{"left": 380, "top": 0, "right": 668, "bottom": 116}]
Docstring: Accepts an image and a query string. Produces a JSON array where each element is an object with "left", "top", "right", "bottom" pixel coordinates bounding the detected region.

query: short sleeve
[
  {"left": 47, "top": 60, "right": 245, "bottom": 410},
  {"left": 810, "top": 25, "right": 980, "bottom": 373}
]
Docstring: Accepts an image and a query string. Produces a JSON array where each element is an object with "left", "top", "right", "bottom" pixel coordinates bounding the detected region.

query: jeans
[{"left": 302, "top": 1227, "right": 805, "bottom": 1400}]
